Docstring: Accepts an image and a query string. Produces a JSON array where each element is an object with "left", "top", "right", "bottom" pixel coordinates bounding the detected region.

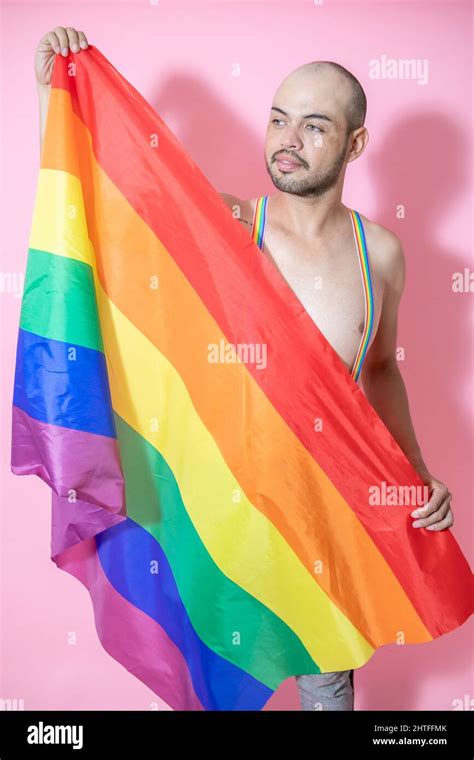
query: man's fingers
[
  {"left": 51, "top": 27, "right": 89, "bottom": 55},
  {"left": 65, "top": 27, "right": 80, "bottom": 53},
  {"left": 48, "top": 32, "right": 61, "bottom": 54},
  {"left": 412, "top": 495, "right": 453, "bottom": 528},
  {"left": 54, "top": 26, "right": 69, "bottom": 55},
  {"left": 77, "top": 31, "right": 89, "bottom": 49},
  {"left": 425, "top": 507, "right": 454, "bottom": 531},
  {"left": 36, "top": 32, "right": 61, "bottom": 54},
  {"left": 411, "top": 484, "right": 449, "bottom": 518}
]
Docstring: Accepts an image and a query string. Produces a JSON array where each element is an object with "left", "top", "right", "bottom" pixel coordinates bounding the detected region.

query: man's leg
[{"left": 295, "top": 669, "right": 354, "bottom": 711}]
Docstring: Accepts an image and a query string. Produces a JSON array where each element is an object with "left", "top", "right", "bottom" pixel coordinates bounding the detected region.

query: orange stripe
[{"left": 42, "top": 86, "right": 432, "bottom": 647}]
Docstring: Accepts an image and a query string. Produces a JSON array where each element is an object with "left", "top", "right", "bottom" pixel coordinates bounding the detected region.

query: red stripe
[{"left": 49, "top": 48, "right": 473, "bottom": 634}]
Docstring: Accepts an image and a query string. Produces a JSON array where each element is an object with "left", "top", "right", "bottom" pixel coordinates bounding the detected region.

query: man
[
  {"left": 219, "top": 61, "right": 455, "bottom": 711},
  {"left": 35, "top": 31, "right": 454, "bottom": 712}
]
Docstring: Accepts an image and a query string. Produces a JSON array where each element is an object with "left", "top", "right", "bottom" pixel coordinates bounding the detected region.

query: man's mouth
[{"left": 274, "top": 155, "right": 304, "bottom": 171}]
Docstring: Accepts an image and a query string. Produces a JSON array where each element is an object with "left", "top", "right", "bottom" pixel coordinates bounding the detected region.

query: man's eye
[
  {"left": 306, "top": 124, "right": 323, "bottom": 132},
  {"left": 271, "top": 119, "right": 285, "bottom": 126}
]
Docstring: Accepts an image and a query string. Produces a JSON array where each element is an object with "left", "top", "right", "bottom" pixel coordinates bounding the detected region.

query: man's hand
[
  {"left": 35, "top": 27, "right": 89, "bottom": 87},
  {"left": 411, "top": 475, "right": 454, "bottom": 531}
]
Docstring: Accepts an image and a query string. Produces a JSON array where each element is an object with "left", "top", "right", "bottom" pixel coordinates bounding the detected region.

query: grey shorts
[{"left": 295, "top": 669, "right": 354, "bottom": 711}]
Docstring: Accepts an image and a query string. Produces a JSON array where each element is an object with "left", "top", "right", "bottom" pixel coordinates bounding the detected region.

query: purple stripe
[
  {"left": 51, "top": 490, "right": 126, "bottom": 557},
  {"left": 11, "top": 405, "right": 126, "bottom": 513},
  {"left": 53, "top": 513, "right": 204, "bottom": 711}
]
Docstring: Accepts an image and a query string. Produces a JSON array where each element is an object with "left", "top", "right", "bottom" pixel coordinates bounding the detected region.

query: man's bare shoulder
[
  {"left": 357, "top": 213, "right": 406, "bottom": 288},
  {"left": 219, "top": 193, "right": 255, "bottom": 229}
]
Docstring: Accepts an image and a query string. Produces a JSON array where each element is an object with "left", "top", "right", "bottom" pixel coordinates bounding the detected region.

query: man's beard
[{"left": 265, "top": 142, "right": 348, "bottom": 198}]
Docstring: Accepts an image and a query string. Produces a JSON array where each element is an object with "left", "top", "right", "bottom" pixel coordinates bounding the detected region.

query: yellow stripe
[
  {"left": 29, "top": 167, "right": 377, "bottom": 670},
  {"left": 29, "top": 170, "right": 94, "bottom": 266}
]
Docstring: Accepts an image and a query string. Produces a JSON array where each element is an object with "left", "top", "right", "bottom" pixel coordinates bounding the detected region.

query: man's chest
[{"left": 256, "top": 224, "right": 384, "bottom": 373}]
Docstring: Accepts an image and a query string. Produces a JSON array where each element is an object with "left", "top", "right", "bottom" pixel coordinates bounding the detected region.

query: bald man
[{"left": 220, "top": 61, "right": 455, "bottom": 711}]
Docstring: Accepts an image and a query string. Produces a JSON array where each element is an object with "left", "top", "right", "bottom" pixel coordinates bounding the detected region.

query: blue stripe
[
  {"left": 13, "top": 328, "right": 116, "bottom": 438},
  {"left": 96, "top": 518, "right": 274, "bottom": 710}
]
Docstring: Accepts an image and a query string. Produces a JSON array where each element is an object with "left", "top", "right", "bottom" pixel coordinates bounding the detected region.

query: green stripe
[
  {"left": 23, "top": 245, "right": 321, "bottom": 686},
  {"left": 114, "top": 413, "right": 320, "bottom": 689},
  {"left": 20, "top": 248, "right": 103, "bottom": 351}
]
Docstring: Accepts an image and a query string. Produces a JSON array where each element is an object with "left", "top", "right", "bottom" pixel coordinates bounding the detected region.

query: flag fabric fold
[{"left": 11, "top": 45, "right": 472, "bottom": 711}]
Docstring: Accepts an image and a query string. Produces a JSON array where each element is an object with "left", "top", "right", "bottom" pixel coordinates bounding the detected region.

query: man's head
[{"left": 265, "top": 61, "right": 369, "bottom": 197}]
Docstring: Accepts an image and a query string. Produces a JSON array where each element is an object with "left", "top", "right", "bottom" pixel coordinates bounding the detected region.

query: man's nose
[{"left": 280, "top": 129, "right": 304, "bottom": 150}]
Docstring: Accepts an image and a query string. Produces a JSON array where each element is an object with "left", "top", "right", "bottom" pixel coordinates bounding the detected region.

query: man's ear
[{"left": 346, "top": 127, "right": 369, "bottom": 164}]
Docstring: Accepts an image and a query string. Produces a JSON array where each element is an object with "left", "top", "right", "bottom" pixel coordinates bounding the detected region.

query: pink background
[{"left": 1, "top": 0, "right": 472, "bottom": 711}]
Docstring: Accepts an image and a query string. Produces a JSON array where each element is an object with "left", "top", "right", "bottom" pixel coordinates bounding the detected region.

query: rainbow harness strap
[
  {"left": 251, "top": 195, "right": 374, "bottom": 382},
  {"left": 11, "top": 46, "right": 473, "bottom": 711}
]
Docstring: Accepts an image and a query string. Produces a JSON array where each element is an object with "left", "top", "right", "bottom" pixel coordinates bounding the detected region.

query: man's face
[{"left": 264, "top": 69, "right": 352, "bottom": 197}]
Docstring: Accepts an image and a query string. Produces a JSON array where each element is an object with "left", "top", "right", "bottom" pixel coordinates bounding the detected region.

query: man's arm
[
  {"left": 219, "top": 192, "right": 239, "bottom": 209},
  {"left": 219, "top": 193, "right": 253, "bottom": 229},
  {"left": 360, "top": 233, "right": 430, "bottom": 477},
  {"left": 361, "top": 232, "right": 453, "bottom": 531}
]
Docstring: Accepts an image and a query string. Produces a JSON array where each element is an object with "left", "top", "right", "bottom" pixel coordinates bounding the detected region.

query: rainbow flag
[{"left": 11, "top": 46, "right": 472, "bottom": 711}]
